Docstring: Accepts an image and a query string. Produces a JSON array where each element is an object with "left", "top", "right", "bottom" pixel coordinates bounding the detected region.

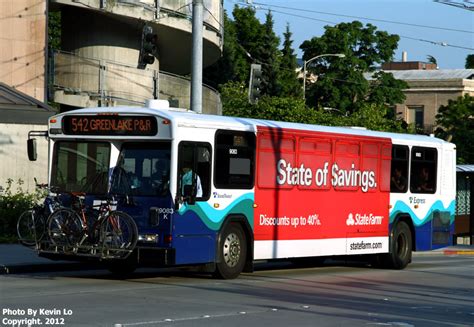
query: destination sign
[{"left": 62, "top": 115, "right": 158, "bottom": 136}]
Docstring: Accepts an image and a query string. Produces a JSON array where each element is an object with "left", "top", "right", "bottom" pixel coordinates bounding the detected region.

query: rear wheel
[
  {"left": 214, "top": 224, "right": 247, "bottom": 279},
  {"left": 381, "top": 221, "right": 412, "bottom": 269},
  {"left": 47, "top": 209, "right": 83, "bottom": 248}
]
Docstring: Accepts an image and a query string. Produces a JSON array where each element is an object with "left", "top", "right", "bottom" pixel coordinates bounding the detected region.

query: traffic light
[
  {"left": 248, "top": 64, "right": 262, "bottom": 104},
  {"left": 138, "top": 25, "right": 157, "bottom": 69}
]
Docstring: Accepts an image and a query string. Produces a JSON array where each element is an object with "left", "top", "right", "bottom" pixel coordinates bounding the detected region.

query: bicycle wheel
[
  {"left": 100, "top": 211, "right": 138, "bottom": 258},
  {"left": 47, "top": 208, "right": 83, "bottom": 247},
  {"left": 17, "top": 209, "right": 44, "bottom": 246}
]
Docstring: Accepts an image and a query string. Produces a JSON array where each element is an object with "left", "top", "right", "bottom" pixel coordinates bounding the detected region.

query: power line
[
  {"left": 399, "top": 35, "right": 474, "bottom": 51},
  {"left": 434, "top": 0, "right": 474, "bottom": 11},
  {"left": 235, "top": 4, "right": 474, "bottom": 51},
  {"left": 249, "top": 1, "right": 474, "bottom": 34},
  {"left": 203, "top": 4, "right": 224, "bottom": 30}
]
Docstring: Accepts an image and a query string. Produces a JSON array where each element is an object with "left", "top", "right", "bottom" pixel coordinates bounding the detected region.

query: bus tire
[
  {"left": 214, "top": 224, "right": 247, "bottom": 279},
  {"left": 382, "top": 221, "right": 412, "bottom": 269}
]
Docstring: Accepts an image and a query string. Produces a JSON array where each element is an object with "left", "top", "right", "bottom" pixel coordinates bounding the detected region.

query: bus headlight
[{"left": 139, "top": 234, "right": 159, "bottom": 243}]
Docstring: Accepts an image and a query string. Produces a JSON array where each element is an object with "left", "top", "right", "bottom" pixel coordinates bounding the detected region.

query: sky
[{"left": 223, "top": 0, "right": 474, "bottom": 69}]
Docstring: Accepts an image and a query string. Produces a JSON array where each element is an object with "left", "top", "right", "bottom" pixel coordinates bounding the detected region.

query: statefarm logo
[
  {"left": 346, "top": 213, "right": 384, "bottom": 226},
  {"left": 346, "top": 213, "right": 355, "bottom": 226}
]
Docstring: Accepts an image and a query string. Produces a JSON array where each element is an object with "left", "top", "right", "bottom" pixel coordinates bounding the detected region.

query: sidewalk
[
  {"left": 1, "top": 243, "right": 473, "bottom": 275},
  {"left": 0, "top": 244, "right": 100, "bottom": 274}
]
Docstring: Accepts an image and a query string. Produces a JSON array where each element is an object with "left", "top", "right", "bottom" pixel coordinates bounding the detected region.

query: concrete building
[
  {"left": 0, "top": 0, "right": 224, "bottom": 113},
  {"left": 386, "top": 69, "right": 474, "bottom": 133},
  {"left": 0, "top": 83, "right": 55, "bottom": 190},
  {"left": 0, "top": 0, "right": 224, "bottom": 192},
  {"left": 49, "top": 0, "right": 223, "bottom": 113},
  {"left": 367, "top": 56, "right": 474, "bottom": 134},
  {"left": 0, "top": 0, "right": 47, "bottom": 102}
]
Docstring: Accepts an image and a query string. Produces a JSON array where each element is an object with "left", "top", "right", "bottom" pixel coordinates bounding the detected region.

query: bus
[{"left": 27, "top": 100, "right": 456, "bottom": 278}]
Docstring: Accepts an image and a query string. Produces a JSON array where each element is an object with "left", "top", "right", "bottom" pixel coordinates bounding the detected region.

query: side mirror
[{"left": 27, "top": 139, "right": 37, "bottom": 161}]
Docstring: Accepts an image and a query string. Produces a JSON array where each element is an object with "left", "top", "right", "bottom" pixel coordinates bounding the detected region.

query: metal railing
[
  {"left": 49, "top": 50, "right": 222, "bottom": 113},
  {"left": 69, "top": 0, "right": 223, "bottom": 37}
]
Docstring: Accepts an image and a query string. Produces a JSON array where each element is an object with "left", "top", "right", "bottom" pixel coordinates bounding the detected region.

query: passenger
[
  {"left": 181, "top": 162, "right": 202, "bottom": 198},
  {"left": 152, "top": 158, "right": 170, "bottom": 193},
  {"left": 391, "top": 167, "right": 407, "bottom": 192},
  {"left": 415, "top": 167, "right": 434, "bottom": 192}
]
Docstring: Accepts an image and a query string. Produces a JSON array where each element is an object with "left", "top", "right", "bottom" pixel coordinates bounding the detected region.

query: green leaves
[
  {"left": 0, "top": 179, "right": 45, "bottom": 242},
  {"left": 300, "top": 21, "right": 401, "bottom": 114},
  {"left": 221, "top": 82, "right": 409, "bottom": 134},
  {"left": 435, "top": 94, "right": 474, "bottom": 164},
  {"left": 204, "top": 7, "right": 300, "bottom": 99}
]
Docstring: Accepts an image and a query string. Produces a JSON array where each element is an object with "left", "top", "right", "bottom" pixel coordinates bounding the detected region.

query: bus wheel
[
  {"left": 383, "top": 221, "right": 412, "bottom": 269},
  {"left": 214, "top": 224, "right": 247, "bottom": 279}
]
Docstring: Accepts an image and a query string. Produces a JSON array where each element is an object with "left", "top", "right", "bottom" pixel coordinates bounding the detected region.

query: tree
[
  {"left": 48, "top": 11, "right": 61, "bottom": 50},
  {"left": 205, "top": 7, "right": 296, "bottom": 99},
  {"left": 205, "top": 6, "right": 264, "bottom": 88},
  {"left": 220, "top": 82, "right": 409, "bottom": 133},
  {"left": 204, "top": 12, "right": 247, "bottom": 88},
  {"left": 466, "top": 54, "right": 474, "bottom": 69},
  {"left": 300, "top": 21, "right": 400, "bottom": 113},
  {"left": 258, "top": 11, "right": 280, "bottom": 97},
  {"left": 366, "top": 71, "right": 408, "bottom": 107},
  {"left": 426, "top": 55, "right": 437, "bottom": 66},
  {"left": 233, "top": 6, "right": 265, "bottom": 81},
  {"left": 435, "top": 94, "right": 474, "bottom": 164},
  {"left": 279, "top": 23, "right": 301, "bottom": 98}
]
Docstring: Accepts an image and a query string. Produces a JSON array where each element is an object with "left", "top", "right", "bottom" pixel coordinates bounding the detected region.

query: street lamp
[{"left": 303, "top": 53, "right": 345, "bottom": 99}]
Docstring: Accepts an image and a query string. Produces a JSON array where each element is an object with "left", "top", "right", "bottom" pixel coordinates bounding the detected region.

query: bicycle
[
  {"left": 47, "top": 193, "right": 138, "bottom": 259},
  {"left": 16, "top": 180, "right": 62, "bottom": 247}
]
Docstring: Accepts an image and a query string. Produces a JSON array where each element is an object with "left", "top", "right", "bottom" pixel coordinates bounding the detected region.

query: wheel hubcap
[{"left": 223, "top": 232, "right": 241, "bottom": 268}]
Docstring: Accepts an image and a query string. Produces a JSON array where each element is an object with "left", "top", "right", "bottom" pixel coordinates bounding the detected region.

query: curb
[{"left": 443, "top": 250, "right": 474, "bottom": 255}]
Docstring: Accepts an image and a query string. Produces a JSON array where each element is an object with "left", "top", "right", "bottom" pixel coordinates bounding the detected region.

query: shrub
[{"left": 0, "top": 179, "right": 44, "bottom": 242}]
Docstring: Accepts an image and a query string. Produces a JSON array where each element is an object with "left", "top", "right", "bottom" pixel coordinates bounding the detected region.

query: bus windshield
[
  {"left": 110, "top": 142, "right": 171, "bottom": 197},
  {"left": 51, "top": 141, "right": 111, "bottom": 194}
]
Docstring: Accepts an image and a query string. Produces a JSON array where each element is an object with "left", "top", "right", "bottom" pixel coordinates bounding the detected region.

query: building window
[{"left": 407, "top": 106, "right": 424, "bottom": 130}]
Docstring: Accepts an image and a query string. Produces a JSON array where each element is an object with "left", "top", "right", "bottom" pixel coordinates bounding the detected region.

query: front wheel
[
  {"left": 214, "top": 224, "right": 247, "bottom": 279},
  {"left": 381, "top": 220, "right": 412, "bottom": 269},
  {"left": 100, "top": 211, "right": 138, "bottom": 259},
  {"left": 17, "top": 209, "right": 44, "bottom": 246}
]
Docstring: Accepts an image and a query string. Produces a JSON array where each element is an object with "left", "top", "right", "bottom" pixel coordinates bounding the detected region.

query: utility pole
[{"left": 191, "top": 0, "right": 203, "bottom": 113}]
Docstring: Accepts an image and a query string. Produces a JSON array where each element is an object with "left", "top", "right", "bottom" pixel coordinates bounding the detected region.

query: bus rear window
[{"left": 410, "top": 147, "right": 437, "bottom": 194}]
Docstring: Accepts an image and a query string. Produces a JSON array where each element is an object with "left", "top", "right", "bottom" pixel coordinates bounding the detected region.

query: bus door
[
  {"left": 109, "top": 142, "right": 173, "bottom": 247},
  {"left": 174, "top": 141, "right": 213, "bottom": 264}
]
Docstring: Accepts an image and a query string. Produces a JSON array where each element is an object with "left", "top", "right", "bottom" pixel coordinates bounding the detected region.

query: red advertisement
[{"left": 254, "top": 127, "right": 391, "bottom": 241}]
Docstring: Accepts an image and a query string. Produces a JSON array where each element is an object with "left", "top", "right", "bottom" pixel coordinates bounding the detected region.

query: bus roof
[{"left": 54, "top": 105, "right": 453, "bottom": 148}]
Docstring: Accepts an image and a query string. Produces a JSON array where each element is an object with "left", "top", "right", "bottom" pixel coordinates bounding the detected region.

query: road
[{"left": 1, "top": 254, "right": 473, "bottom": 327}]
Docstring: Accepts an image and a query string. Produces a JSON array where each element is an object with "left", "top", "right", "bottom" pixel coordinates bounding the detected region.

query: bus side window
[
  {"left": 214, "top": 130, "right": 256, "bottom": 189},
  {"left": 178, "top": 142, "right": 212, "bottom": 200},
  {"left": 390, "top": 145, "right": 409, "bottom": 193},
  {"left": 410, "top": 147, "right": 437, "bottom": 194}
]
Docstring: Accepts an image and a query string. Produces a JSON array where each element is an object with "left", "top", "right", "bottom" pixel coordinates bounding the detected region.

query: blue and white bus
[{"left": 27, "top": 100, "right": 456, "bottom": 278}]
